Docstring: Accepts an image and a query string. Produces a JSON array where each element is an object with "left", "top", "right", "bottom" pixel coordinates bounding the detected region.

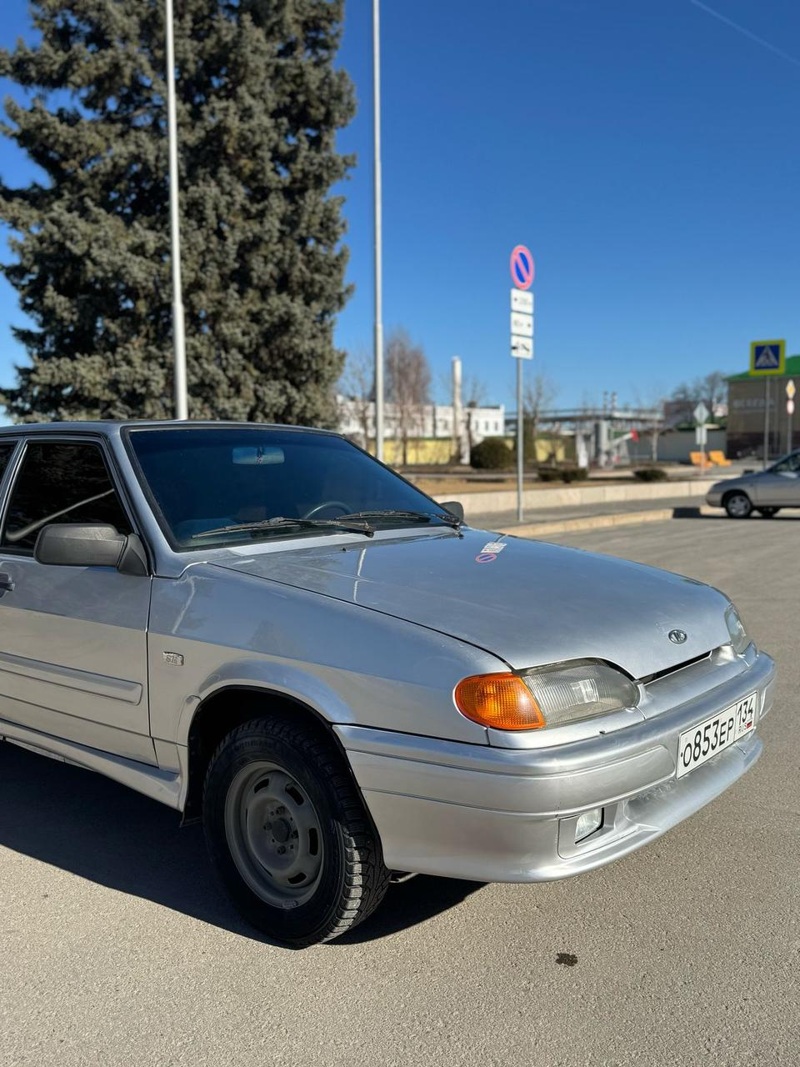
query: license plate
[{"left": 677, "top": 693, "right": 758, "bottom": 779}]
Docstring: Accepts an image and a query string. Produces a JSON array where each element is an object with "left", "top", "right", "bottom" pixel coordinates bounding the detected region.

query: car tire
[
  {"left": 756, "top": 507, "right": 780, "bottom": 518},
  {"left": 723, "top": 492, "right": 753, "bottom": 519},
  {"left": 203, "top": 716, "right": 390, "bottom": 947}
]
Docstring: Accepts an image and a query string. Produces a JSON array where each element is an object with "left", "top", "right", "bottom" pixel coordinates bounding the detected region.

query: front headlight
[
  {"left": 523, "top": 660, "right": 639, "bottom": 727},
  {"left": 454, "top": 660, "right": 639, "bottom": 731},
  {"left": 725, "top": 603, "right": 752, "bottom": 655}
]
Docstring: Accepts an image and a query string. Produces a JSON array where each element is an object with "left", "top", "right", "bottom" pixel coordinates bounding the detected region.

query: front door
[
  {"left": 752, "top": 452, "right": 800, "bottom": 508},
  {"left": 0, "top": 438, "right": 154, "bottom": 764}
]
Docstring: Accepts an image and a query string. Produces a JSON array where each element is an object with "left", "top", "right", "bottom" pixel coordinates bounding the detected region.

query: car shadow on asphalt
[
  {"left": 671, "top": 507, "right": 800, "bottom": 520},
  {"left": 334, "top": 876, "right": 485, "bottom": 945},
  {"left": 671, "top": 507, "right": 721, "bottom": 519},
  {"left": 0, "top": 743, "right": 483, "bottom": 947}
]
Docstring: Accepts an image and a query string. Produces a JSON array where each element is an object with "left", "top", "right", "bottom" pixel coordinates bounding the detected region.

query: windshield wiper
[
  {"left": 190, "top": 516, "right": 375, "bottom": 540},
  {"left": 337, "top": 509, "right": 463, "bottom": 530}
]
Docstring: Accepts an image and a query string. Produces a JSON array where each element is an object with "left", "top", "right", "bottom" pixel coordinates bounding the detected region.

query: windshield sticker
[{"left": 481, "top": 541, "right": 506, "bottom": 555}]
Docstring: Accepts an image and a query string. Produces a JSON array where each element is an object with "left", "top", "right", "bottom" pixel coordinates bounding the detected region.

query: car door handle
[{"left": 0, "top": 572, "right": 15, "bottom": 596}]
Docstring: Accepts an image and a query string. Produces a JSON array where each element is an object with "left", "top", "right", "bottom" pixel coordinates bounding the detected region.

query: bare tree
[
  {"left": 633, "top": 387, "right": 667, "bottom": 462},
  {"left": 695, "top": 371, "right": 728, "bottom": 419},
  {"left": 338, "top": 349, "right": 374, "bottom": 448},
  {"left": 667, "top": 371, "right": 730, "bottom": 425},
  {"left": 463, "top": 375, "right": 488, "bottom": 457},
  {"left": 385, "top": 329, "right": 432, "bottom": 465},
  {"left": 522, "top": 372, "right": 558, "bottom": 463}
]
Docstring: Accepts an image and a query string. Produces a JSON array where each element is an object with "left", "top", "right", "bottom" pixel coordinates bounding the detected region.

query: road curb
[{"left": 487, "top": 505, "right": 717, "bottom": 539}]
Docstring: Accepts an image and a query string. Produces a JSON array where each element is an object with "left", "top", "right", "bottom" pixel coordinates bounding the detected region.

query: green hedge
[
  {"left": 470, "top": 437, "right": 513, "bottom": 470},
  {"left": 633, "top": 467, "right": 668, "bottom": 482}
]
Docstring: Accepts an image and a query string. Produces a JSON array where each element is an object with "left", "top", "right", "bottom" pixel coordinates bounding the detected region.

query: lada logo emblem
[{"left": 668, "top": 629, "right": 688, "bottom": 644}]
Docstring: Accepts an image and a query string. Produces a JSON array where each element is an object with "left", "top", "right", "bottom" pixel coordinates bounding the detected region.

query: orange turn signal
[{"left": 454, "top": 673, "right": 546, "bottom": 731}]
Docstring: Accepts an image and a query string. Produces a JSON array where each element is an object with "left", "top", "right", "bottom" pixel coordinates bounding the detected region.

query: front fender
[{"left": 147, "top": 570, "right": 501, "bottom": 748}]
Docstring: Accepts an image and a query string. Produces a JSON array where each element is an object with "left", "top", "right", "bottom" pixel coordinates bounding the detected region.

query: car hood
[
  {"left": 712, "top": 472, "right": 760, "bottom": 488},
  {"left": 211, "top": 528, "right": 732, "bottom": 679}
]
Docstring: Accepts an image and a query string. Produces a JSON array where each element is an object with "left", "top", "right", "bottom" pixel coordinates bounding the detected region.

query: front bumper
[{"left": 335, "top": 650, "right": 776, "bottom": 882}]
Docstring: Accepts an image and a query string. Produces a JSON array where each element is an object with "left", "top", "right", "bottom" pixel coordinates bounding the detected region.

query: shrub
[
  {"left": 561, "top": 467, "right": 589, "bottom": 483},
  {"left": 470, "top": 437, "right": 513, "bottom": 470},
  {"left": 537, "top": 466, "right": 589, "bottom": 483},
  {"left": 633, "top": 467, "right": 668, "bottom": 482}
]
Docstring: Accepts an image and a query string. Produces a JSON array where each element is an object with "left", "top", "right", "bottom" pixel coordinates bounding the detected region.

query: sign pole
[
  {"left": 749, "top": 341, "right": 785, "bottom": 467},
  {"left": 788, "top": 402, "right": 794, "bottom": 454},
  {"left": 787, "top": 381, "right": 796, "bottom": 453},
  {"left": 516, "top": 359, "right": 524, "bottom": 522},
  {"left": 509, "top": 245, "right": 535, "bottom": 523},
  {"left": 763, "top": 378, "right": 770, "bottom": 468},
  {"left": 693, "top": 402, "right": 709, "bottom": 473}
]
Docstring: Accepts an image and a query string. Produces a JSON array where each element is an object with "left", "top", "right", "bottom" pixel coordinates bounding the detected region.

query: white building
[{"left": 337, "top": 397, "right": 506, "bottom": 461}]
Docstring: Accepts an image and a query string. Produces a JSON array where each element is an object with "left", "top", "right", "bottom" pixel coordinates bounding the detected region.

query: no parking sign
[{"left": 510, "top": 245, "right": 534, "bottom": 290}]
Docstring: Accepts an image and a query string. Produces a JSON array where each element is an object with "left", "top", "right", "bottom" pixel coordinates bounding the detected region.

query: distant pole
[
  {"left": 788, "top": 404, "right": 793, "bottom": 454},
  {"left": 763, "top": 378, "right": 770, "bottom": 467},
  {"left": 787, "top": 380, "right": 795, "bottom": 454},
  {"left": 372, "top": 0, "right": 384, "bottom": 460},
  {"left": 165, "top": 0, "right": 187, "bottom": 420},
  {"left": 452, "top": 356, "right": 463, "bottom": 462}
]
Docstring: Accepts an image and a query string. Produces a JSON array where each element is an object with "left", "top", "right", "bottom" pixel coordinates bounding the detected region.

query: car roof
[{"left": 0, "top": 421, "right": 342, "bottom": 438}]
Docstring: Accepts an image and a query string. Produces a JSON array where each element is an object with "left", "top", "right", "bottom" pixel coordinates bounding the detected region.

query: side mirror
[
  {"left": 34, "top": 524, "right": 149, "bottom": 577},
  {"left": 439, "top": 500, "right": 465, "bottom": 522}
]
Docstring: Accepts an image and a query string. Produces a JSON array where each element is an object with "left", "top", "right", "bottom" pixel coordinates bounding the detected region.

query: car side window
[
  {"left": 0, "top": 441, "right": 133, "bottom": 553},
  {"left": 773, "top": 454, "right": 800, "bottom": 474},
  {"left": 0, "top": 443, "right": 17, "bottom": 481}
]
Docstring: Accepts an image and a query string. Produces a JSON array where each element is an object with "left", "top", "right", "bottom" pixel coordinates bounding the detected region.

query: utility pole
[
  {"left": 372, "top": 0, "right": 384, "bottom": 460},
  {"left": 165, "top": 0, "right": 188, "bottom": 420}
]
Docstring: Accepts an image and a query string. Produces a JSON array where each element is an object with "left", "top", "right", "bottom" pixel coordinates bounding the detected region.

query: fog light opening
[{"left": 575, "top": 808, "right": 604, "bottom": 844}]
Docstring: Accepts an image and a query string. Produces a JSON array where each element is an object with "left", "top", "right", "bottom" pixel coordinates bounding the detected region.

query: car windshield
[
  {"left": 769, "top": 451, "right": 800, "bottom": 474},
  {"left": 127, "top": 426, "right": 460, "bottom": 548}
]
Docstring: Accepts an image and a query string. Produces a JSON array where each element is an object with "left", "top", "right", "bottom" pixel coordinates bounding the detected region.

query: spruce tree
[{"left": 0, "top": 0, "right": 354, "bottom": 424}]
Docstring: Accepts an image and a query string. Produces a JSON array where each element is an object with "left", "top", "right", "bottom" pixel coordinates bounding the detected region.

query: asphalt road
[{"left": 1, "top": 512, "right": 798, "bottom": 1067}]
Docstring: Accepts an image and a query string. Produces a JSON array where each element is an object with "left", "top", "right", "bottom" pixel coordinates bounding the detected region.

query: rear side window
[
  {"left": 0, "top": 443, "right": 16, "bottom": 481},
  {"left": 1, "top": 441, "right": 132, "bottom": 553}
]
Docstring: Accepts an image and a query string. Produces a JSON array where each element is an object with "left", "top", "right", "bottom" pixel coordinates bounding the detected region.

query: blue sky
[{"left": 1, "top": 0, "right": 799, "bottom": 413}]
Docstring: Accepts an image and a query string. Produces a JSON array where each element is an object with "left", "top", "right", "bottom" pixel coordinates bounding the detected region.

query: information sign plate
[
  {"left": 511, "top": 312, "right": 533, "bottom": 338},
  {"left": 511, "top": 290, "right": 533, "bottom": 313},
  {"left": 511, "top": 336, "right": 533, "bottom": 359}
]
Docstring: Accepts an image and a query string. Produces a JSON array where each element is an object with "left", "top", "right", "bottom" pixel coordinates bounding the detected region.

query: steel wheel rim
[
  {"left": 727, "top": 494, "right": 751, "bottom": 517},
  {"left": 224, "top": 761, "right": 324, "bottom": 908}
]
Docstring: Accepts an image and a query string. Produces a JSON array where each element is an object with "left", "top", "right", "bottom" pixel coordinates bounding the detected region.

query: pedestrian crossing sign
[{"left": 750, "top": 339, "right": 786, "bottom": 376}]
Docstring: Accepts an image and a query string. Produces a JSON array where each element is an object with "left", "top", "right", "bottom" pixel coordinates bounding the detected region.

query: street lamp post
[
  {"left": 372, "top": 0, "right": 384, "bottom": 460},
  {"left": 165, "top": 0, "right": 188, "bottom": 420}
]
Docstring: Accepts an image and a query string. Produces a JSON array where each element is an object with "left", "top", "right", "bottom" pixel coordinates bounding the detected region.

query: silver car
[
  {"left": 706, "top": 450, "right": 800, "bottom": 517},
  {"left": 0, "top": 422, "right": 775, "bottom": 946}
]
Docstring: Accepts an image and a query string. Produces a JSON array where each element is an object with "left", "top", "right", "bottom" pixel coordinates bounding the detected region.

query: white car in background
[{"left": 706, "top": 450, "right": 800, "bottom": 518}]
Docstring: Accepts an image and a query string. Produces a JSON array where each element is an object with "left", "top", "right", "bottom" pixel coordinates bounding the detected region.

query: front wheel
[
  {"left": 724, "top": 491, "right": 752, "bottom": 518},
  {"left": 203, "top": 716, "right": 390, "bottom": 947}
]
